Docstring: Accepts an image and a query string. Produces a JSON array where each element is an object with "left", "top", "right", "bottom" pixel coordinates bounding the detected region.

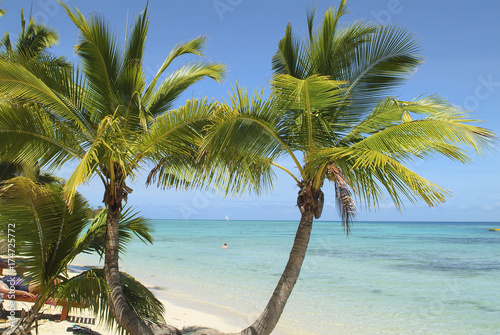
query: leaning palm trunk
[
  {"left": 103, "top": 164, "right": 152, "bottom": 334},
  {"left": 104, "top": 204, "right": 154, "bottom": 334},
  {"left": 241, "top": 184, "right": 322, "bottom": 335},
  {"left": 104, "top": 184, "right": 181, "bottom": 335}
]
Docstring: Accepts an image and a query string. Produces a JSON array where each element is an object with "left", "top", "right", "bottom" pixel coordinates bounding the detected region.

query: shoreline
[
  {"left": 136, "top": 272, "right": 291, "bottom": 335},
  {"left": 152, "top": 289, "right": 290, "bottom": 335},
  {"left": 137, "top": 268, "right": 292, "bottom": 335},
  {"left": 4, "top": 265, "right": 292, "bottom": 335}
]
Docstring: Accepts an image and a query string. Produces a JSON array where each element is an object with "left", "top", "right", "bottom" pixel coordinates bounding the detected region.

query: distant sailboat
[{"left": 225, "top": 215, "right": 230, "bottom": 221}]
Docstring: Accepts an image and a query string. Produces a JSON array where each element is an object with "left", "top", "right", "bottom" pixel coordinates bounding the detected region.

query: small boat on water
[
  {"left": 488, "top": 228, "right": 500, "bottom": 231},
  {"left": 225, "top": 215, "right": 230, "bottom": 221}
]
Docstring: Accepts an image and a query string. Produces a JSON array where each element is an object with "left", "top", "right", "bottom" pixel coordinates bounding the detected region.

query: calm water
[{"left": 75, "top": 220, "right": 500, "bottom": 334}]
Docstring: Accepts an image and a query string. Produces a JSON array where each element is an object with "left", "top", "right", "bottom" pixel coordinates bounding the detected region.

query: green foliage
[
  {"left": 0, "top": 176, "right": 160, "bottom": 332},
  {"left": 78, "top": 206, "right": 153, "bottom": 259},
  {"left": 203, "top": 1, "right": 496, "bottom": 230},
  {"left": 53, "top": 269, "right": 165, "bottom": 335},
  {"left": 0, "top": 2, "right": 226, "bottom": 207},
  {"left": 0, "top": 9, "right": 59, "bottom": 56},
  {"left": 0, "top": 177, "right": 90, "bottom": 283},
  {"left": 0, "top": 3, "right": 225, "bottom": 332}
]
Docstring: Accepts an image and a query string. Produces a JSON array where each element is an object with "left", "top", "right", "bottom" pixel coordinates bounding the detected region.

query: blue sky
[{"left": 2, "top": 0, "right": 499, "bottom": 222}]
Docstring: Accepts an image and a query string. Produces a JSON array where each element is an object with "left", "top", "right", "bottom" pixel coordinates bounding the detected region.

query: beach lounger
[
  {"left": 1, "top": 295, "right": 94, "bottom": 325},
  {"left": 1, "top": 293, "right": 71, "bottom": 322},
  {"left": 0, "top": 268, "right": 93, "bottom": 325}
]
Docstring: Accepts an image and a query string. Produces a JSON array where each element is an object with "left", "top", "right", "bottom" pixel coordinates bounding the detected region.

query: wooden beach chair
[
  {"left": 1, "top": 294, "right": 95, "bottom": 325},
  {"left": 1, "top": 293, "right": 70, "bottom": 322},
  {"left": 0, "top": 264, "right": 94, "bottom": 325}
]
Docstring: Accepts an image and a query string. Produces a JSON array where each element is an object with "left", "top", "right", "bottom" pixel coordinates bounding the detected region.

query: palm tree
[
  {"left": 191, "top": 2, "right": 495, "bottom": 334},
  {"left": 0, "top": 9, "right": 59, "bottom": 57},
  {"left": 0, "top": 176, "right": 162, "bottom": 334},
  {"left": 0, "top": 3, "right": 225, "bottom": 333},
  {"left": 0, "top": 7, "right": 68, "bottom": 194}
]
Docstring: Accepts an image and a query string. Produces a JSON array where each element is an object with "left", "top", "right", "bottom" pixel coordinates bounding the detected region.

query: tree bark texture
[
  {"left": 104, "top": 184, "right": 154, "bottom": 335},
  {"left": 240, "top": 182, "right": 322, "bottom": 335},
  {"left": 104, "top": 180, "right": 182, "bottom": 335}
]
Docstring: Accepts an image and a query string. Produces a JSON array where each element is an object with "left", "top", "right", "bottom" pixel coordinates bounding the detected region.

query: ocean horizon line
[{"left": 146, "top": 218, "right": 500, "bottom": 224}]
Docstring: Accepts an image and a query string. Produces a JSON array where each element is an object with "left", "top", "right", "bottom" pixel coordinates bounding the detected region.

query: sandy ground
[
  {"left": 0, "top": 267, "right": 248, "bottom": 335},
  {"left": 0, "top": 266, "right": 293, "bottom": 335},
  {"left": 1, "top": 295, "right": 242, "bottom": 334}
]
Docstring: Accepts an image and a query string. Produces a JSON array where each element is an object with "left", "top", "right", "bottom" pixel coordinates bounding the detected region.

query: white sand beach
[
  {"left": 1, "top": 265, "right": 293, "bottom": 335},
  {"left": 2, "top": 295, "right": 242, "bottom": 335},
  {"left": 0, "top": 267, "right": 243, "bottom": 335}
]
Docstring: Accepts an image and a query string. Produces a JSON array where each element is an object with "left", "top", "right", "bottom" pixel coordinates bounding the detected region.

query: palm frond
[
  {"left": 143, "top": 36, "right": 208, "bottom": 101},
  {"left": 203, "top": 85, "right": 291, "bottom": 168},
  {"left": 0, "top": 177, "right": 90, "bottom": 284},
  {"left": 61, "top": 2, "right": 121, "bottom": 116},
  {"left": 0, "top": 31, "right": 12, "bottom": 53},
  {"left": 12, "top": 54, "right": 92, "bottom": 134},
  {"left": 344, "top": 25, "right": 423, "bottom": 114},
  {"left": 308, "top": 146, "right": 451, "bottom": 210},
  {"left": 272, "top": 74, "right": 347, "bottom": 152},
  {"left": 197, "top": 154, "right": 277, "bottom": 197},
  {"left": 196, "top": 85, "right": 294, "bottom": 196},
  {"left": 76, "top": 207, "right": 153, "bottom": 259},
  {"left": 62, "top": 114, "right": 113, "bottom": 204},
  {"left": 0, "top": 103, "right": 84, "bottom": 176},
  {"left": 123, "top": 3, "right": 148, "bottom": 68},
  {"left": 316, "top": 20, "right": 376, "bottom": 80},
  {"left": 15, "top": 10, "right": 59, "bottom": 55},
  {"left": 342, "top": 95, "right": 449, "bottom": 143},
  {"left": 139, "top": 98, "right": 214, "bottom": 162},
  {"left": 143, "top": 98, "right": 219, "bottom": 190},
  {"left": 115, "top": 4, "right": 150, "bottom": 132},
  {"left": 309, "top": 1, "right": 350, "bottom": 76},
  {"left": 272, "top": 23, "right": 306, "bottom": 78},
  {"left": 0, "top": 58, "right": 94, "bottom": 136},
  {"left": 273, "top": 74, "right": 347, "bottom": 111},
  {"left": 53, "top": 269, "right": 165, "bottom": 335},
  {"left": 146, "top": 61, "right": 226, "bottom": 117},
  {"left": 354, "top": 114, "right": 496, "bottom": 163}
]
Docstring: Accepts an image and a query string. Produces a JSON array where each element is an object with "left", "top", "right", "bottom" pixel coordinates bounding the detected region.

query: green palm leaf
[
  {"left": 272, "top": 74, "right": 347, "bottom": 153},
  {"left": 143, "top": 35, "right": 208, "bottom": 102},
  {"left": 122, "top": 4, "right": 148, "bottom": 69},
  {"left": 0, "top": 103, "right": 83, "bottom": 171},
  {"left": 53, "top": 269, "right": 165, "bottom": 335},
  {"left": 353, "top": 114, "right": 495, "bottom": 162},
  {"left": 272, "top": 22, "right": 306, "bottom": 78},
  {"left": 0, "top": 58, "right": 93, "bottom": 137},
  {"left": 146, "top": 61, "right": 225, "bottom": 117},
  {"left": 344, "top": 25, "right": 423, "bottom": 113},
  {"left": 61, "top": 2, "right": 121, "bottom": 116},
  {"left": 308, "top": 145, "right": 452, "bottom": 210},
  {"left": 0, "top": 9, "right": 58, "bottom": 56},
  {"left": 76, "top": 207, "right": 153, "bottom": 259},
  {"left": 0, "top": 177, "right": 90, "bottom": 284}
]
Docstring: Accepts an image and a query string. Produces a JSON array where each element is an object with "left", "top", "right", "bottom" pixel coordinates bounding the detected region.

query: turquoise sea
[{"left": 74, "top": 220, "right": 500, "bottom": 335}]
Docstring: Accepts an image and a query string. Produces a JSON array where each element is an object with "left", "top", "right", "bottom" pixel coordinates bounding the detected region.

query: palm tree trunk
[
  {"left": 105, "top": 203, "right": 153, "bottom": 335},
  {"left": 241, "top": 183, "right": 320, "bottom": 335},
  {"left": 8, "top": 299, "right": 45, "bottom": 335},
  {"left": 241, "top": 211, "right": 313, "bottom": 335}
]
